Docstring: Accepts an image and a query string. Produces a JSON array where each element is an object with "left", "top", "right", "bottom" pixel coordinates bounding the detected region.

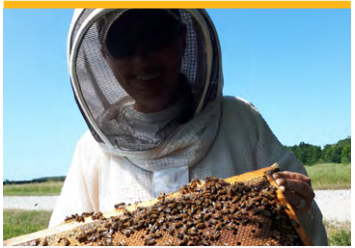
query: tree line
[
  {"left": 285, "top": 136, "right": 351, "bottom": 165},
  {"left": 3, "top": 176, "right": 66, "bottom": 185}
]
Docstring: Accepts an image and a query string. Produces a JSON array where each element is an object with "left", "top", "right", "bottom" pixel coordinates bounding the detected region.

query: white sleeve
[
  {"left": 244, "top": 98, "right": 328, "bottom": 246},
  {"left": 48, "top": 132, "right": 100, "bottom": 228}
]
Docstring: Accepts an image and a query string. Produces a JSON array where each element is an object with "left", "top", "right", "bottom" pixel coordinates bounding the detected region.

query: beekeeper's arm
[
  {"left": 48, "top": 132, "right": 100, "bottom": 228},
  {"left": 247, "top": 99, "right": 328, "bottom": 246}
]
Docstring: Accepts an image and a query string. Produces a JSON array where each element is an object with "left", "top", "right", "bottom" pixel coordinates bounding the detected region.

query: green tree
[
  {"left": 322, "top": 144, "right": 333, "bottom": 162},
  {"left": 341, "top": 144, "right": 351, "bottom": 164},
  {"left": 286, "top": 136, "right": 350, "bottom": 165}
]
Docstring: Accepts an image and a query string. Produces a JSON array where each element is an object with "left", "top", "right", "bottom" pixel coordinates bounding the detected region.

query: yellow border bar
[{"left": 3, "top": 1, "right": 351, "bottom": 9}]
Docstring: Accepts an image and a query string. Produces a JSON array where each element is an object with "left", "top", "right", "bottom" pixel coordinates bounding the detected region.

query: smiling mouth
[{"left": 135, "top": 72, "right": 161, "bottom": 82}]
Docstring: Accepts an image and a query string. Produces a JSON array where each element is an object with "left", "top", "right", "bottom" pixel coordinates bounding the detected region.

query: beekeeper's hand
[{"left": 272, "top": 171, "right": 315, "bottom": 214}]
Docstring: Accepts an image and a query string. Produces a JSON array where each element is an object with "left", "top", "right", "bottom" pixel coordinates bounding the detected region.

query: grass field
[
  {"left": 305, "top": 163, "right": 351, "bottom": 190},
  {"left": 3, "top": 181, "right": 63, "bottom": 196},
  {"left": 3, "top": 210, "right": 52, "bottom": 240},
  {"left": 324, "top": 219, "right": 351, "bottom": 246},
  {"left": 2, "top": 210, "right": 351, "bottom": 245}
]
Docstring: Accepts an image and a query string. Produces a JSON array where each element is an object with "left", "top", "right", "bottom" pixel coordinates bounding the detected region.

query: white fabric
[
  {"left": 97, "top": 96, "right": 221, "bottom": 198},
  {"left": 97, "top": 95, "right": 187, "bottom": 150},
  {"left": 49, "top": 96, "right": 328, "bottom": 245}
]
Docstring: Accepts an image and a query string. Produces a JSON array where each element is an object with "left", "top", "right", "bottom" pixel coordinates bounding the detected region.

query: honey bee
[
  {"left": 213, "top": 230, "right": 221, "bottom": 241},
  {"left": 194, "top": 212, "right": 203, "bottom": 220},
  {"left": 200, "top": 240, "right": 210, "bottom": 246},
  {"left": 221, "top": 209, "right": 230, "bottom": 215},
  {"left": 29, "top": 239, "right": 40, "bottom": 246},
  {"left": 190, "top": 181, "right": 198, "bottom": 189},
  {"left": 118, "top": 240, "right": 127, "bottom": 246},
  {"left": 152, "top": 233, "right": 162, "bottom": 239},
  {"left": 196, "top": 223, "right": 206, "bottom": 229},
  {"left": 188, "top": 227, "right": 198, "bottom": 236},
  {"left": 205, "top": 176, "right": 212, "bottom": 183},
  {"left": 216, "top": 222, "right": 223, "bottom": 230},
  {"left": 178, "top": 238, "right": 188, "bottom": 246},
  {"left": 157, "top": 191, "right": 166, "bottom": 202},
  {"left": 87, "top": 236, "right": 97, "bottom": 242},
  {"left": 168, "top": 227, "right": 175, "bottom": 236},
  {"left": 230, "top": 205, "right": 238, "bottom": 214},
  {"left": 60, "top": 237, "right": 71, "bottom": 246},
  {"left": 122, "top": 229, "right": 133, "bottom": 237},
  {"left": 210, "top": 218, "right": 220, "bottom": 225},
  {"left": 290, "top": 219, "right": 300, "bottom": 228},
  {"left": 171, "top": 208, "right": 179, "bottom": 215},
  {"left": 64, "top": 216, "right": 74, "bottom": 222},
  {"left": 114, "top": 202, "right": 126, "bottom": 209},
  {"left": 246, "top": 202, "right": 254, "bottom": 211},
  {"left": 187, "top": 240, "right": 196, "bottom": 246},
  {"left": 196, "top": 205, "right": 203, "bottom": 211},
  {"left": 165, "top": 240, "right": 174, "bottom": 245},
  {"left": 213, "top": 211, "right": 222, "bottom": 219},
  {"left": 106, "top": 238, "right": 113, "bottom": 246},
  {"left": 180, "top": 213, "right": 188, "bottom": 219},
  {"left": 232, "top": 196, "right": 240, "bottom": 203},
  {"left": 203, "top": 213, "right": 212, "bottom": 221},
  {"left": 149, "top": 213, "right": 159, "bottom": 219},
  {"left": 225, "top": 222, "right": 235, "bottom": 230},
  {"left": 123, "top": 208, "right": 132, "bottom": 217},
  {"left": 242, "top": 218, "right": 250, "bottom": 225},
  {"left": 260, "top": 210, "right": 272, "bottom": 218},
  {"left": 177, "top": 232, "right": 184, "bottom": 240},
  {"left": 182, "top": 217, "right": 189, "bottom": 224},
  {"left": 275, "top": 203, "right": 288, "bottom": 214},
  {"left": 84, "top": 227, "right": 95, "bottom": 236},
  {"left": 39, "top": 238, "right": 48, "bottom": 246},
  {"left": 168, "top": 202, "right": 177, "bottom": 208},
  {"left": 218, "top": 189, "right": 227, "bottom": 195},
  {"left": 281, "top": 224, "right": 293, "bottom": 232},
  {"left": 195, "top": 178, "right": 202, "bottom": 185},
  {"left": 214, "top": 200, "right": 222, "bottom": 210},
  {"left": 92, "top": 211, "right": 103, "bottom": 220},
  {"left": 203, "top": 200, "right": 211, "bottom": 208},
  {"left": 251, "top": 218, "right": 263, "bottom": 228},
  {"left": 77, "top": 234, "right": 87, "bottom": 243},
  {"left": 210, "top": 186, "right": 217, "bottom": 194}
]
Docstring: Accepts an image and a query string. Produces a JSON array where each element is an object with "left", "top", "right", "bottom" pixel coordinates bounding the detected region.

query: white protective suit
[{"left": 50, "top": 9, "right": 328, "bottom": 246}]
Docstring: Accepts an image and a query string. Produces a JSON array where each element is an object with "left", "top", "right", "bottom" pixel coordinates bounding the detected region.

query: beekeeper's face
[{"left": 101, "top": 10, "right": 186, "bottom": 113}]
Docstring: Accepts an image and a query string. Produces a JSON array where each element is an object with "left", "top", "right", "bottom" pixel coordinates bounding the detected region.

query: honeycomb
[{"left": 4, "top": 164, "right": 312, "bottom": 246}]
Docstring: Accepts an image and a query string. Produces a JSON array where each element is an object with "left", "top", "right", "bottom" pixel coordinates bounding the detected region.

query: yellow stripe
[{"left": 3, "top": 1, "right": 351, "bottom": 9}]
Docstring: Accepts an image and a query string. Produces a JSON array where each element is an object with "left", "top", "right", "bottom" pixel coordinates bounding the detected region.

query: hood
[{"left": 67, "top": 9, "right": 224, "bottom": 151}]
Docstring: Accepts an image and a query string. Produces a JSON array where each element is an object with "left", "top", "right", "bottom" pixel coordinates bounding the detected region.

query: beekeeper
[{"left": 50, "top": 9, "right": 327, "bottom": 245}]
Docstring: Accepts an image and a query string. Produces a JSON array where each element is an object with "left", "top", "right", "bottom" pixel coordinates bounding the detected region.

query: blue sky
[{"left": 3, "top": 9, "right": 350, "bottom": 180}]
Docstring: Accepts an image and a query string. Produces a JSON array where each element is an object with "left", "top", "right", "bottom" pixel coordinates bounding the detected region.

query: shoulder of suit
[
  {"left": 76, "top": 130, "right": 101, "bottom": 150},
  {"left": 222, "top": 96, "right": 260, "bottom": 115}
]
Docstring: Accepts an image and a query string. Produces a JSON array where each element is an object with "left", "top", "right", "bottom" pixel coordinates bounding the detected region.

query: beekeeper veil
[{"left": 68, "top": 9, "right": 224, "bottom": 175}]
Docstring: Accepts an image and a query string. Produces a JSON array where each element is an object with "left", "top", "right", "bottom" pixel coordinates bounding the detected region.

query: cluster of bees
[
  {"left": 64, "top": 211, "right": 104, "bottom": 223},
  {"left": 24, "top": 175, "right": 303, "bottom": 246}
]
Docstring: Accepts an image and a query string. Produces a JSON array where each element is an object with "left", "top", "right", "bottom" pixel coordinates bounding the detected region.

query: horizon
[{"left": 3, "top": 9, "right": 350, "bottom": 180}]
